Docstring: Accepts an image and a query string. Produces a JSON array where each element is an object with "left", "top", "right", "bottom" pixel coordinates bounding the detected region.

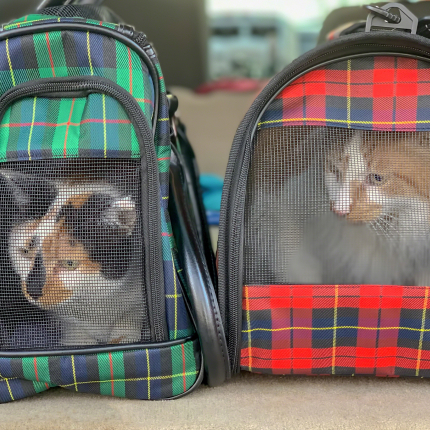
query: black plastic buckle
[{"left": 365, "top": 3, "right": 418, "bottom": 34}]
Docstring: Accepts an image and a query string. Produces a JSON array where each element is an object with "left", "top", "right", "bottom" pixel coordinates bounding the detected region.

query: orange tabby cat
[{"left": 285, "top": 130, "right": 430, "bottom": 285}]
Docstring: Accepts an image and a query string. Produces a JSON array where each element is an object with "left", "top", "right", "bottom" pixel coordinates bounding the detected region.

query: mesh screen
[
  {"left": 0, "top": 159, "right": 150, "bottom": 351},
  {"left": 39, "top": 5, "right": 121, "bottom": 22},
  {"left": 244, "top": 126, "right": 430, "bottom": 286}
]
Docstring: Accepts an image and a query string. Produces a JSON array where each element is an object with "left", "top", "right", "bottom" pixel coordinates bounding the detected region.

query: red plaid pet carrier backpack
[{"left": 218, "top": 4, "right": 430, "bottom": 377}]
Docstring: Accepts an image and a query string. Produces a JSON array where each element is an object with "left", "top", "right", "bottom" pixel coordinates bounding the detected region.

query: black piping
[
  {"left": 0, "top": 336, "right": 196, "bottom": 358},
  {"left": 169, "top": 145, "right": 230, "bottom": 385}
]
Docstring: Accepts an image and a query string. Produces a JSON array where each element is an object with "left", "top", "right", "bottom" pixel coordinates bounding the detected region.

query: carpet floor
[{"left": 1, "top": 371, "right": 429, "bottom": 430}]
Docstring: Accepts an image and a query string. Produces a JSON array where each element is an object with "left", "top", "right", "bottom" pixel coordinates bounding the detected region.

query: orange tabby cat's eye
[
  {"left": 367, "top": 173, "right": 386, "bottom": 186},
  {"left": 61, "top": 260, "right": 80, "bottom": 271}
]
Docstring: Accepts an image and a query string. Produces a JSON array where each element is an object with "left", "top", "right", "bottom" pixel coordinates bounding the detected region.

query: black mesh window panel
[
  {"left": 244, "top": 126, "right": 430, "bottom": 286},
  {"left": 0, "top": 159, "right": 150, "bottom": 351}
]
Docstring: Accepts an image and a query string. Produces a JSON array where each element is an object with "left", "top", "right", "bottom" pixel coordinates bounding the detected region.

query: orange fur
[{"left": 328, "top": 136, "right": 430, "bottom": 223}]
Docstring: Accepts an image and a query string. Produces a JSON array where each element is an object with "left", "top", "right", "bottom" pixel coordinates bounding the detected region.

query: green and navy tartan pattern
[
  {"left": 3, "top": 14, "right": 117, "bottom": 31},
  {"left": 153, "top": 60, "right": 194, "bottom": 340},
  {"left": 0, "top": 338, "right": 200, "bottom": 403},
  {"left": 0, "top": 94, "right": 141, "bottom": 160},
  {"left": 0, "top": 16, "right": 193, "bottom": 345},
  {"left": 0, "top": 31, "right": 154, "bottom": 122}
]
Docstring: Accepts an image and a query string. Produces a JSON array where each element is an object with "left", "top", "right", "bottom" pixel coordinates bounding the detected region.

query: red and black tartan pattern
[
  {"left": 242, "top": 285, "right": 430, "bottom": 376},
  {"left": 259, "top": 56, "right": 430, "bottom": 132}
]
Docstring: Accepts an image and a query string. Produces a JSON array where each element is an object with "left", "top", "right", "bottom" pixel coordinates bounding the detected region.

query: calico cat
[
  {"left": 1, "top": 170, "right": 145, "bottom": 347},
  {"left": 253, "top": 129, "right": 430, "bottom": 286}
]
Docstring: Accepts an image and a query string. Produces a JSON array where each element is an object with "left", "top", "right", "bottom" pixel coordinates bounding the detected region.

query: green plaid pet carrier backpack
[
  {"left": 0, "top": 0, "right": 228, "bottom": 403},
  {"left": 218, "top": 3, "right": 430, "bottom": 378}
]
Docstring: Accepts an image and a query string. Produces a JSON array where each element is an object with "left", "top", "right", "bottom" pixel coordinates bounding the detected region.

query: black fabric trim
[
  {"left": 0, "top": 335, "right": 196, "bottom": 358},
  {"left": 169, "top": 146, "right": 230, "bottom": 386}
]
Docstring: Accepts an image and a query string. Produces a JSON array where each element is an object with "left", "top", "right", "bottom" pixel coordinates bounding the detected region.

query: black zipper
[
  {"left": 0, "top": 76, "right": 167, "bottom": 343},
  {"left": 218, "top": 31, "right": 430, "bottom": 373}
]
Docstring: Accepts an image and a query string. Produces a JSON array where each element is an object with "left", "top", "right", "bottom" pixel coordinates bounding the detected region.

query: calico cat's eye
[
  {"left": 19, "top": 237, "right": 37, "bottom": 256},
  {"left": 19, "top": 248, "right": 30, "bottom": 256},
  {"left": 61, "top": 260, "right": 80, "bottom": 271},
  {"left": 368, "top": 173, "right": 385, "bottom": 185}
]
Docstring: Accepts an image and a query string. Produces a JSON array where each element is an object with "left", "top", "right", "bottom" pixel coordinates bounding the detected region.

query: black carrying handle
[
  {"left": 169, "top": 145, "right": 230, "bottom": 386},
  {"left": 37, "top": 0, "right": 104, "bottom": 10}
]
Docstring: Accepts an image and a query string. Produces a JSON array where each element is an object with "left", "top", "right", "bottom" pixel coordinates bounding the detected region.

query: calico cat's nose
[{"left": 26, "top": 252, "right": 45, "bottom": 300}]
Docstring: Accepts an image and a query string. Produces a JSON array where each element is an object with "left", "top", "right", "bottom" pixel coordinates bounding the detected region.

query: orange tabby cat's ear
[{"left": 103, "top": 196, "right": 137, "bottom": 234}]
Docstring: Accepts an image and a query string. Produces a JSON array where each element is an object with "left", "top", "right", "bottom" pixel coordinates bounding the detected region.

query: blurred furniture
[
  {"left": 170, "top": 86, "right": 255, "bottom": 178},
  {"left": 209, "top": 14, "right": 296, "bottom": 80},
  {"left": 1, "top": 0, "right": 208, "bottom": 90},
  {"left": 103, "top": 0, "right": 208, "bottom": 89},
  {"left": 2, "top": 0, "right": 40, "bottom": 22}
]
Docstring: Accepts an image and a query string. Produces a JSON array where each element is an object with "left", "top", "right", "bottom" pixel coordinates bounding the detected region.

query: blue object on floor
[{"left": 200, "top": 174, "right": 223, "bottom": 225}]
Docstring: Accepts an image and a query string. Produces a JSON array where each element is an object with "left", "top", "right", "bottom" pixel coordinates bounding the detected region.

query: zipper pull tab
[
  {"left": 133, "top": 32, "right": 157, "bottom": 60},
  {"left": 117, "top": 24, "right": 135, "bottom": 38}
]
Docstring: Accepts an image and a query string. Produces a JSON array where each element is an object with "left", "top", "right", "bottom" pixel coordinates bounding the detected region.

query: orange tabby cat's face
[{"left": 325, "top": 131, "right": 430, "bottom": 224}]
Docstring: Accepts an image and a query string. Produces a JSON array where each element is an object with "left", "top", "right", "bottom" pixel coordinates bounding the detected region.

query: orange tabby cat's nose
[{"left": 330, "top": 197, "right": 351, "bottom": 216}]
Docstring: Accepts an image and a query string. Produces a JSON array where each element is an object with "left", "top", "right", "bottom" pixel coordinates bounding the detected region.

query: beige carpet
[
  {"left": 1, "top": 372, "right": 429, "bottom": 430},
  {"left": 4, "top": 92, "right": 427, "bottom": 430}
]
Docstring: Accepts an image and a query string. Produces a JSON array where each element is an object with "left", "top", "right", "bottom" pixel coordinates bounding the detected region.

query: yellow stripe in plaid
[
  {"left": 0, "top": 371, "right": 15, "bottom": 401},
  {"left": 171, "top": 250, "right": 178, "bottom": 340},
  {"left": 87, "top": 31, "right": 94, "bottom": 76},
  {"left": 245, "top": 286, "right": 252, "bottom": 371},
  {"left": 146, "top": 349, "right": 151, "bottom": 400},
  {"left": 71, "top": 355, "right": 78, "bottom": 392},
  {"left": 332, "top": 285, "right": 338, "bottom": 375},
  {"left": 27, "top": 97, "right": 37, "bottom": 161},
  {"left": 416, "top": 287, "right": 429, "bottom": 376},
  {"left": 58, "top": 371, "right": 199, "bottom": 388},
  {"left": 5, "top": 39, "right": 16, "bottom": 87},
  {"left": 243, "top": 326, "right": 430, "bottom": 333},
  {"left": 347, "top": 60, "right": 351, "bottom": 129},
  {"left": 258, "top": 118, "right": 430, "bottom": 126},
  {"left": 103, "top": 94, "right": 107, "bottom": 158}
]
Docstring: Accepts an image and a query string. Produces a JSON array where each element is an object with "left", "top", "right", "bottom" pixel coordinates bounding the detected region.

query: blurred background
[
  {"left": 0, "top": 0, "right": 426, "bottom": 230},
  {"left": 1, "top": 0, "right": 424, "bottom": 175}
]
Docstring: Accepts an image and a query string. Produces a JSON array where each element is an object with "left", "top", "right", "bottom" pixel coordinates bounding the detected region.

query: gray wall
[
  {"left": 2, "top": 0, "right": 40, "bottom": 21},
  {"left": 1, "top": 0, "right": 208, "bottom": 89}
]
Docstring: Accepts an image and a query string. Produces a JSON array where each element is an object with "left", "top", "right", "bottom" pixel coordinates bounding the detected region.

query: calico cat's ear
[
  {"left": 102, "top": 196, "right": 137, "bottom": 234},
  {"left": 0, "top": 170, "right": 57, "bottom": 219}
]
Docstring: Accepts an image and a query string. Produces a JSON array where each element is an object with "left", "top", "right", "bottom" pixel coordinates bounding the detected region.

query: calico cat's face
[
  {"left": 2, "top": 171, "right": 137, "bottom": 310},
  {"left": 325, "top": 131, "right": 430, "bottom": 224}
]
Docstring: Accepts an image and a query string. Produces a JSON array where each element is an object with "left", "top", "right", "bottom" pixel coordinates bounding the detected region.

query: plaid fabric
[
  {"left": 3, "top": 14, "right": 117, "bottom": 31},
  {"left": 242, "top": 285, "right": 430, "bottom": 376},
  {"left": 0, "top": 338, "right": 200, "bottom": 403},
  {"left": 0, "top": 94, "right": 140, "bottom": 161},
  {"left": 152, "top": 61, "right": 194, "bottom": 340},
  {"left": 0, "top": 13, "right": 194, "bottom": 374},
  {"left": 0, "top": 19, "right": 193, "bottom": 340},
  {"left": 0, "top": 31, "right": 154, "bottom": 122},
  {"left": 259, "top": 56, "right": 430, "bottom": 132}
]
